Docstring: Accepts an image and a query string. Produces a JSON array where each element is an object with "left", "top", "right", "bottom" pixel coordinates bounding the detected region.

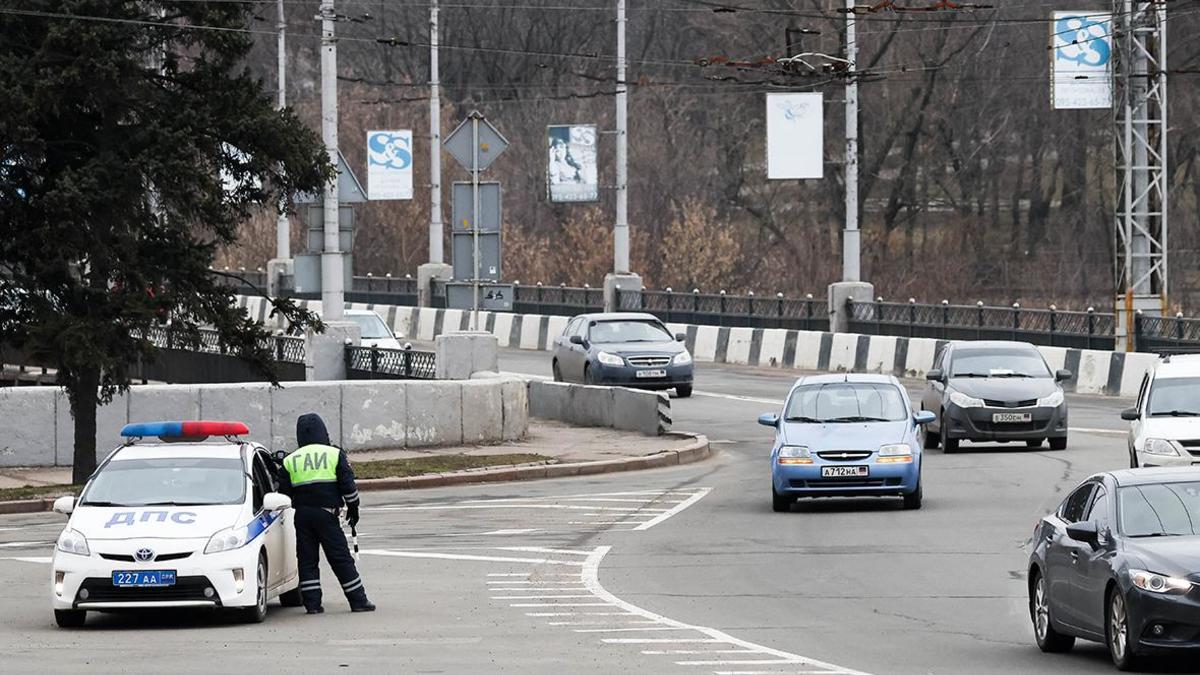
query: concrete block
[
  {"left": 692, "top": 325, "right": 719, "bottom": 363},
  {"left": 864, "top": 336, "right": 898, "bottom": 374},
  {"left": 828, "top": 281, "right": 874, "bottom": 333},
  {"left": 406, "top": 380, "right": 464, "bottom": 447},
  {"left": 416, "top": 308, "right": 439, "bottom": 341},
  {"left": 612, "top": 387, "right": 668, "bottom": 435},
  {"left": 443, "top": 309, "right": 466, "bottom": 333},
  {"left": 529, "top": 380, "right": 569, "bottom": 421},
  {"left": 726, "top": 328, "right": 754, "bottom": 365},
  {"left": 0, "top": 387, "right": 56, "bottom": 467},
  {"left": 417, "top": 262, "right": 452, "bottom": 308},
  {"left": 340, "top": 381, "right": 407, "bottom": 452},
  {"left": 500, "top": 378, "right": 529, "bottom": 441},
  {"left": 794, "top": 331, "right": 823, "bottom": 370},
  {"left": 435, "top": 331, "right": 499, "bottom": 380},
  {"left": 1074, "top": 350, "right": 1113, "bottom": 395},
  {"left": 603, "top": 272, "right": 642, "bottom": 313},
  {"left": 270, "top": 382, "right": 344, "bottom": 454},
  {"left": 197, "top": 383, "right": 273, "bottom": 446},
  {"left": 127, "top": 384, "right": 202, "bottom": 425},
  {"left": 461, "top": 380, "right": 503, "bottom": 444},
  {"left": 905, "top": 338, "right": 939, "bottom": 378},
  {"left": 392, "top": 306, "right": 415, "bottom": 340},
  {"left": 1121, "top": 352, "right": 1158, "bottom": 398},
  {"left": 1038, "top": 346, "right": 1069, "bottom": 373},
  {"left": 518, "top": 315, "right": 541, "bottom": 350},
  {"left": 493, "top": 312, "right": 515, "bottom": 348},
  {"left": 545, "top": 316, "right": 569, "bottom": 349},
  {"left": 305, "top": 321, "right": 360, "bottom": 381},
  {"left": 829, "top": 333, "right": 858, "bottom": 372},
  {"left": 55, "top": 389, "right": 129, "bottom": 467},
  {"left": 567, "top": 384, "right": 615, "bottom": 428},
  {"left": 759, "top": 329, "right": 788, "bottom": 368}
]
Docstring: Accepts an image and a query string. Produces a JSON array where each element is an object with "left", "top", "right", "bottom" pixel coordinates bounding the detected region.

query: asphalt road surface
[{"left": 1, "top": 352, "right": 1196, "bottom": 674}]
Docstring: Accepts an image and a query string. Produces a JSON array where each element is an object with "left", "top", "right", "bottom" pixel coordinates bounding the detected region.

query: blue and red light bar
[{"left": 120, "top": 421, "right": 250, "bottom": 439}]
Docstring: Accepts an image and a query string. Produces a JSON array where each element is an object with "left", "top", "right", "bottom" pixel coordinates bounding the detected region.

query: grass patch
[
  {"left": 0, "top": 484, "right": 82, "bottom": 502},
  {"left": 353, "top": 454, "right": 552, "bottom": 480}
]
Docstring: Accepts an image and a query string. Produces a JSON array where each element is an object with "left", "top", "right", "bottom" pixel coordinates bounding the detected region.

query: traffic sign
[
  {"left": 444, "top": 111, "right": 509, "bottom": 173},
  {"left": 452, "top": 182, "right": 501, "bottom": 232}
]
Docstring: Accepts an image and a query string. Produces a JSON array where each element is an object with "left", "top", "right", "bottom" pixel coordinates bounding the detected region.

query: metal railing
[
  {"left": 846, "top": 298, "right": 1117, "bottom": 350},
  {"left": 345, "top": 345, "right": 437, "bottom": 380},
  {"left": 1134, "top": 313, "right": 1200, "bottom": 354},
  {"left": 620, "top": 288, "right": 828, "bottom": 331},
  {"left": 513, "top": 283, "right": 604, "bottom": 316},
  {"left": 145, "top": 327, "right": 306, "bottom": 363}
]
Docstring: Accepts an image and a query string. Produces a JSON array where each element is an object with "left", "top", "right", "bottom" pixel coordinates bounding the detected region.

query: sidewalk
[{"left": 0, "top": 421, "right": 710, "bottom": 510}]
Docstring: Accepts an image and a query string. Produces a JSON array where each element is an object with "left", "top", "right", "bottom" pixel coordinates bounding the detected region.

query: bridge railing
[
  {"left": 846, "top": 298, "right": 1117, "bottom": 350},
  {"left": 513, "top": 283, "right": 604, "bottom": 316},
  {"left": 344, "top": 344, "right": 437, "bottom": 380},
  {"left": 1133, "top": 313, "right": 1200, "bottom": 354},
  {"left": 620, "top": 288, "right": 828, "bottom": 331}
]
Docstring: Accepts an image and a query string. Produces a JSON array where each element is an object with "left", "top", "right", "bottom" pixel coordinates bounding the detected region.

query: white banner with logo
[
  {"left": 766, "top": 93, "right": 823, "bottom": 180},
  {"left": 547, "top": 124, "right": 599, "bottom": 203},
  {"left": 367, "top": 130, "right": 413, "bottom": 200},
  {"left": 1051, "top": 11, "right": 1112, "bottom": 110}
]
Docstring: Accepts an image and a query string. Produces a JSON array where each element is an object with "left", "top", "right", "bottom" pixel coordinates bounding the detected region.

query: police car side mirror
[
  {"left": 263, "top": 493, "right": 292, "bottom": 513},
  {"left": 52, "top": 495, "right": 75, "bottom": 515}
]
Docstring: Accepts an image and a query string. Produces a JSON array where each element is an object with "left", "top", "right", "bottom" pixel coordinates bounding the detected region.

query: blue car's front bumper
[{"left": 772, "top": 460, "right": 920, "bottom": 497}]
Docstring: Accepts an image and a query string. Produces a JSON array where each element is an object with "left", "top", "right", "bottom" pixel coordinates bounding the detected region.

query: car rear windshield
[
  {"left": 588, "top": 320, "right": 672, "bottom": 344},
  {"left": 349, "top": 313, "right": 392, "bottom": 339},
  {"left": 80, "top": 457, "right": 247, "bottom": 507},
  {"left": 1118, "top": 482, "right": 1200, "bottom": 537},
  {"left": 1147, "top": 378, "right": 1200, "bottom": 417},
  {"left": 949, "top": 349, "right": 1050, "bottom": 378},
  {"left": 785, "top": 383, "right": 909, "bottom": 422}
]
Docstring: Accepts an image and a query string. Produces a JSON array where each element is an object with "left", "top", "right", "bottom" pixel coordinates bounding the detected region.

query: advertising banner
[
  {"left": 547, "top": 124, "right": 599, "bottom": 202},
  {"left": 766, "top": 93, "right": 823, "bottom": 180},
  {"left": 1051, "top": 11, "right": 1112, "bottom": 110},
  {"left": 366, "top": 130, "right": 413, "bottom": 200}
]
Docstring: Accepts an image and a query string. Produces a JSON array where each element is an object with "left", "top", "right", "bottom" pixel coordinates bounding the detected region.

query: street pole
[
  {"left": 471, "top": 114, "right": 481, "bottom": 330},
  {"left": 429, "top": 0, "right": 443, "bottom": 265},
  {"left": 613, "top": 0, "right": 629, "bottom": 275},
  {"left": 275, "top": 0, "right": 290, "bottom": 261},
  {"left": 319, "top": 0, "right": 343, "bottom": 321},
  {"left": 843, "top": 0, "right": 860, "bottom": 283}
]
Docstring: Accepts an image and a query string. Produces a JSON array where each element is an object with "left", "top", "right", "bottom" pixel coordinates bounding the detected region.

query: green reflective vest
[{"left": 284, "top": 444, "right": 340, "bottom": 486}]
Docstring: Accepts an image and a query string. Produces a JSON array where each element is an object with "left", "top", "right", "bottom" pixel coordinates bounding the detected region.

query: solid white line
[
  {"left": 602, "top": 638, "right": 724, "bottom": 644},
  {"left": 0, "top": 541, "right": 52, "bottom": 548},
  {"left": 634, "top": 487, "right": 713, "bottom": 531},
  {"left": 693, "top": 391, "right": 785, "bottom": 406},
  {"left": 1069, "top": 427, "right": 1125, "bottom": 436},
  {"left": 525, "top": 612, "right": 577, "bottom": 617},
  {"left": 549, "top": 620, "right": 659, "bottom": 626},
  {"left": 675, "top": 659, "right": 809, "bottom": 666},
  {"left": 713, "top": 671, "right": 851, "bottom": 675},
  {"left": 0, "top": 556, "right": 52, "bottom": 564},
  {"left": 569, "top": 521, "right": 651, "bottom": 526},
  {"left": 491, "top": 595, "right": 595, "bottom": 600},
  {"left": 371, "top": 504, "right": 654, "bottom": 512},
  {"left": 359, "top": 549, "right": 583, "bottom": 567},
  {"left": 642, "top": 650, "right": 758, "bottom": 655},
  {"left": 495, "top": 546, "right": 592, "bottom": 556},
  {"left": 575, "top": 626, "right": 693, "bottom": 633},
  {"left": 509, "top": 602, "right": 612, "bottom": 607},
  {"left": 486, "top": 580, "right": 585, "bottom": 585},
  {"left": 486, "top": 573, "right": 530, "bottom": 577},
  {"left": 582, "top": 546, "right": 872, "bottom": 675}
]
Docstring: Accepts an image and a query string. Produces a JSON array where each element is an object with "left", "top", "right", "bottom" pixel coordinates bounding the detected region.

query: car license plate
[
  {"left": 992, "top": 412, "right": 1032, "bottom": 423},
  {"left": 635, "top": 369, "right": 667, "bottom": 379},
  {"left": 112, "top": 570, "right": 176, "bottom": 587},
  {"left": 821, "top": 465, "right": 869, "bottom": 478}
]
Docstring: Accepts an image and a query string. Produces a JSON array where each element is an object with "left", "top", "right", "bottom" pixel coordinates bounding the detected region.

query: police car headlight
[
  {"left": 1143, "top": 438, "right": 1183, "bottom": 457},
  {"left": 204, "top": 525, "right": 250, "bottom": 554},
  {"left": 56, "top": 528, "right": 89, "bottom": 556}
]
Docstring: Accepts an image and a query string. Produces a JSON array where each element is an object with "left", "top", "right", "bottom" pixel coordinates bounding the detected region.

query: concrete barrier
[
  {"left": 241, "top": 296, "right": 1161, "bottom": 398},
  {"left": 0, "top": 378, "right": 527, "bottom": 467},
  {"left": 528, "top": 380, "right": 670, "bottom": 436}
]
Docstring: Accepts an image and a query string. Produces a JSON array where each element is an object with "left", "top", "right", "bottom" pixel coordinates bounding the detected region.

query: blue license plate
[{"left": 112, "top": 570, "right": 177, "bottom": 587}]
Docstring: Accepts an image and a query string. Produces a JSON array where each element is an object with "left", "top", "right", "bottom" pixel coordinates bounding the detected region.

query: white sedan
[{"left": 50, "top": 421, "right": 300, "bottom": 627}]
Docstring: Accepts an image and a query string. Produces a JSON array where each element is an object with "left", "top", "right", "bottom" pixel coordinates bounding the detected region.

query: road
[{"left": 0, "top": 351, "right": 1195, "bottom": 674}]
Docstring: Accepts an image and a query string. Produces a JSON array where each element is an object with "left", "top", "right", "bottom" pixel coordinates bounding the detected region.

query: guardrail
[
  {"left": 1134, "top": 313, "right": 1200, "bottom": 354},
  {"left": 145, "top": 327, "right": 306, "bottom": 363},
  {"left": 620, "top": 288, "right": 828, "bottom": 331},
  {"left": 846, "top": 298, "right": 1116, "bottom": 350},
  {"left": 344, "top": 345, "right": 437, "bottom": 380},
  {"left": 514, "top": 283, "right": 604, "bottom": 316}
]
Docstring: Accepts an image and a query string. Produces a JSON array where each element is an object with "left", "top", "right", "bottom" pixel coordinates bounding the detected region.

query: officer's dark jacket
[{"left": 278, "top": 413, "right": 360, "bottom": 509}]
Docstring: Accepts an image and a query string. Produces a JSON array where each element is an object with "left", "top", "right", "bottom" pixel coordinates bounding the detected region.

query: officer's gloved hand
[{"left": 347, "top": 504, "right": 360, "bottom": 527}]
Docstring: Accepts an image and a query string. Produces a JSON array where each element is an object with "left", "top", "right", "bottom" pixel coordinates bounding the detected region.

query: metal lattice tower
[{"left": 1114, "top": 0, "right": 1168, "bottom": 339}]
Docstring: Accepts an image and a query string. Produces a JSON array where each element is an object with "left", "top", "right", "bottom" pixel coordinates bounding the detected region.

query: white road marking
[
  {"left": 575, "top": 626, "right": 694, "bottom": 633},
  {"left": 486, "top": 573, "right": 529, "bottom": 577},
  {"left": 0, "top": 556, "right": 52, "bottom": 564},
  {"left": 568, "top": 521, "right": 652, "bottom": 526},
  {"left": 676, "top": 659, "right": 811, "bottom": 666},
  {"left": 359, "top": 549, "right": 583, "bottom": 567},
  {"left": 1069, "top": 427, "right": 1125, "bottom": 436},
  {"left": 603, "top": 638, "right": 724, "bottom": 644},
  {"left": 525, "top": 612, "right": 577, "bottom": 617},
  {"left": 491, "top": 594, "right": 596, "bottom": 600},
  {"left": 0, "top": 541, "right": 52, "bottom": 548},
  {"left": 495, "top": 546, "right": 592, "bottom": 556},
  {"left": 549, "top": 620, "right": 659, "bottom": 626},
  {"left": 509, "top": 602, "right": 613, "bottom": 607},
  {"left": 372, "top": 504, "right": 655, "bottom": 513},
  {"left": 642, "top": 650, "right": 758, "bottom": 655},
  {"left": 633, "top": 487, "right": 713, "bottom": 530},
  {"left": 582, "top": 546, "right": 871, "bottom": 675},
  {"left": 439, "top": 528, "right": 541, "bottom": 537},
  {"left": 693, "top": 391, "right": 785, "bottom": 406}
]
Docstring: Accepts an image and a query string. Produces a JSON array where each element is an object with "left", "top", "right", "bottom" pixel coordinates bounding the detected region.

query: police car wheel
[
  {"left": 239, "top": 556, "right": 268, "bottom": 623},
  {"left": 54, "top": 609, "right": 86, "bottom": 628}
]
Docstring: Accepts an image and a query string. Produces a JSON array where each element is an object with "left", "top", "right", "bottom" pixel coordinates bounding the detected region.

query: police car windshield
[
  {"left": 348, "top": 313, "right": 392, "bottom": 339},
  {"left": 1148, "top": 378, "right": 1200, "bottom": 417},
  {"left": 81, "top": 457, "right": 246, "bottom": 507}
]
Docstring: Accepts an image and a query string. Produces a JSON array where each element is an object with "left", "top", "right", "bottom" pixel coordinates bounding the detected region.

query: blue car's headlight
[
  {"left": 776, "top": 445, "right": 812, "bottom": 465},
  {"left": 596, "top": 351, "right": 624, "bottom": 367},
  {"left": 877, "top": 443, "right": 914, "bottom": 463}
]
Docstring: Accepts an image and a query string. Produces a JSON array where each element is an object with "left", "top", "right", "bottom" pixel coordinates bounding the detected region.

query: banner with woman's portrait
[{"left": 546, "top": 124, "right": 598, "bottom": 203}]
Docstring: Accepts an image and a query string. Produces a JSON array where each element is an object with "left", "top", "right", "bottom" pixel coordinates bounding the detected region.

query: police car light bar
[{"left": 120, "top": 421, "right": 250, "bottom": 440}]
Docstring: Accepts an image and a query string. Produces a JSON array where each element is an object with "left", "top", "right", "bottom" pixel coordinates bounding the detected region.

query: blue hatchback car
[{"left": 760, "top": 374, "right": 936, "bottom": 512}]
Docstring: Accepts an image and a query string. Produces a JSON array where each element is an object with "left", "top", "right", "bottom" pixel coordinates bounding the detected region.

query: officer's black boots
[
  {"left": 306, "top": 606, "right": 324, "bottom": 615},
  {"left": 350, "top": 598, "right": 376, "bottom": 612}
]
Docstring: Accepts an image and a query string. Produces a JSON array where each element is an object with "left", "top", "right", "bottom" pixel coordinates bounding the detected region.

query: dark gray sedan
[{"left": 551, "top": 312, "right": 693, "bottom": 397}]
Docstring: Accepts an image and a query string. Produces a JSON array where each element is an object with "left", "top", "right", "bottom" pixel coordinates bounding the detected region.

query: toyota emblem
[{"left": 134, "top": 547, "right": 155, "bottom": 563}]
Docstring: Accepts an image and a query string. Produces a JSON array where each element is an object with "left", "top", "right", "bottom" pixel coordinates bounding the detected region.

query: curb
[
  {"left": 0, "top": 434, "right": 713, "bottom": 513},
  {"left": 354, "top": 432, "right": 711, "bottom": 494}
]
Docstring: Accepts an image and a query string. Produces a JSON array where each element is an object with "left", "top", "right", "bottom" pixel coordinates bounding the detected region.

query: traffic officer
[{"left": 278, "top": 412, "right": 376, "bottom": 614}]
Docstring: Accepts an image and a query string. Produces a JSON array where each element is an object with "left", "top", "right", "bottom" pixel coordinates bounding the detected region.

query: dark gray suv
[
  {"left": 921, "top": 341, "right": 1071, "bottom": 452},
  {"left": 551, "top": 313, "right": 693, "bottom": 397}
]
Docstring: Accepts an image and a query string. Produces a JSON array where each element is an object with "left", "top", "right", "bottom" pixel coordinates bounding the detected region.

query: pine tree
[{"left": 0, "top": 1, "right": 331, "bottom": 482}]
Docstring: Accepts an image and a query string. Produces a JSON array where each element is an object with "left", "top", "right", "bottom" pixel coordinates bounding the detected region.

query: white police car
[{"left": 50, "top": 421, "right": 301, "bottom": 627}]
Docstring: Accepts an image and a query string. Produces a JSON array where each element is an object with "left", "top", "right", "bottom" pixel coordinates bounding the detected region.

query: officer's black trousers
[{"left": 294, "top": 505, "right": 368, "bottom": 610}]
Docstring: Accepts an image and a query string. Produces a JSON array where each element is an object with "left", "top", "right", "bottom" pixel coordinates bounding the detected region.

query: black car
[
  {"left": 920, "top": 340, "right": 1071, "bottom": 452},
  {"left": 1028, "top": 468, "right": 1200, "bottom": 670},
  {"left": 551, "top": 312, "right": 694, "bottom": 397}
]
